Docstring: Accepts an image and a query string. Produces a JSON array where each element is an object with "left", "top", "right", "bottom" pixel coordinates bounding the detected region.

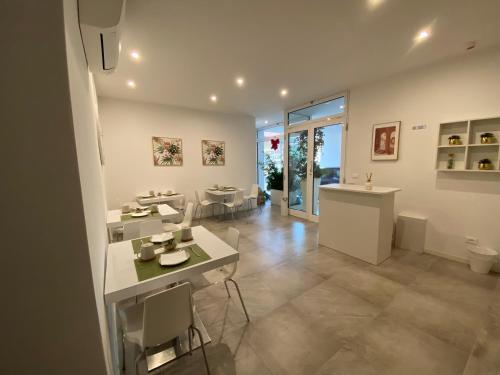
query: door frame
[{"left": 284, "top": 91, "right": 349, "bottom": 222}]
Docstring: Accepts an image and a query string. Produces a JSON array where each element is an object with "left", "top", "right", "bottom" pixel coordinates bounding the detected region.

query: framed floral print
[
  {"left": 201, "top": 140, "right": 225, "bottom": 166},
  {"left": 152, "top": 137, "right": 183, "bottom": 166}
]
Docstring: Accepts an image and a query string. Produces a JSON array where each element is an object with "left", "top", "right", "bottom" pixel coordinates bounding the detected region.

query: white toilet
[{"left": 467, "top": 245, "right": 498, "bottom": 274}]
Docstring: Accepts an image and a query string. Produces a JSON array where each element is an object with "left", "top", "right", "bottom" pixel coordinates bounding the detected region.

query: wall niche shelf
[{"left": 436, "top": 116, "right": 500, "bottom": 173}]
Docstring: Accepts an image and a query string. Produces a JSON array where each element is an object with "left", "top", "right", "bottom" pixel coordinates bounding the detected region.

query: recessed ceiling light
[
  {"left": 367, "top": 0, "right": 385, "bottom": 9},
  {"left": 280, "top": 88, "right": 288, "bottom": 97},
  {"left": 415, "top": 29, "right": 430, "bottom": 42},
  {"left": 235, "top": 77, "right": 245, "bottom": 87},
  {"left": 129, "top": 50, "right": 141, "bottom": 61},
  {"left": 265, "top": 120, "right": 269, "bottom": 124},
  {"left": 126, "top": 80, "right": 136, "bottom": 88},
  {"left": 210, "top": 94, "right": 218, "bottom": 103},
  {"left": 340, "top": 105, "right": 344, "bottom": 109}
]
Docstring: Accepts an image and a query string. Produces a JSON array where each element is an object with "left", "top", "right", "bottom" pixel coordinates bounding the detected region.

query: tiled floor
[{"left": 149, "top": 205, "right": 500, "bottom": 375}]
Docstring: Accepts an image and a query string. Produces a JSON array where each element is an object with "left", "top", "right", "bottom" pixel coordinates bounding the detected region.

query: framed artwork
[
  {"left": 152, "top": 136, "right": 183, "bottom": 166},
  {"left": 371, "top": 121, "right": 400, "bottom": 160},
  {"left": 201, "top": 140, "right": 225, "bottom": 166}
]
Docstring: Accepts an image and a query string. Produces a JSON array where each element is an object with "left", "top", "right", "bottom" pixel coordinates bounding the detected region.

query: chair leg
[
  {"left": 226, "top": 278, "right": 250, "bottom": 322},
  {"left": 188, "top": 327, "right": 193, "bottom": 355},
  {"left": 223, "top": 279, "right": 231, "bottom": 298},
  {"left": 135, "top": 351, "right": 145, "bottom": 375},
  {"left": 122, "top": 335, "right": 126, "bottom": 371},
  {"left": 192, "top": 326, "right": 211, "bottom": 375}
]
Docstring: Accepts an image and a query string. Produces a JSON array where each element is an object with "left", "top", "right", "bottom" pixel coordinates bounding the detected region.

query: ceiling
[{"left": 95, "top": 0, "right": 500, "bottom": 127}]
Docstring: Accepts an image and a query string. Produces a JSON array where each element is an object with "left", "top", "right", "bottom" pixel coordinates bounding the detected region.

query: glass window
[
  {"left": 288, "top": 96, "right": 345, "bottom": 126},
  {"left": 312, "top": 123, "right": 343, "bottom": 215},
  {"left": 256, "top": 125, "right": 284, "bottom": 192}
]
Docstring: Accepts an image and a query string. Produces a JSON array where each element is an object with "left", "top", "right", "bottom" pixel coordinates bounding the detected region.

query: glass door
[
  {"left": 286, "top": 119, "right": 345, "bottom": 221},
  {"left": 287, "top": 129, "right": 309, "bottom": 216}
]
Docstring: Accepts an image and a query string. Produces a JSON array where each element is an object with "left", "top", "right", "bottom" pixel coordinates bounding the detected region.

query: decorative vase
[
  {"left": 365, "top": 181, "right": 373, "bottom": 190},
  {"left": 478, "top": 160, "right": 493, "bottom": 170},
  {"left": 447, "top": 153, "right": 455, "bottom": 169},
  {"left": 480, "top": 133, "right": 496, "bottom": 144}
]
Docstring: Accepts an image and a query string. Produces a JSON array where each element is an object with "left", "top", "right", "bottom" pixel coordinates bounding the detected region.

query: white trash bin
[
  {"left": 467, "top": 245, "right": 498, "bottom": 274},
  {"left": 396, "top": 212, "right": 427, "bottom": 254}
]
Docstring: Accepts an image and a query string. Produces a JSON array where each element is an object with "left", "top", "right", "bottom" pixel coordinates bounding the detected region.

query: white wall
[
  {"left": 63, "top": 0, "right": 112, "bottom": 372},
  {"left": 346, "top": 47, "right": 500, "bottom": 261},
  {"left": 1, "top": 0, "right": 108, "bottom": 373},
  {"left": 99, "top": 98, "right": 257, "bottom": 209}
]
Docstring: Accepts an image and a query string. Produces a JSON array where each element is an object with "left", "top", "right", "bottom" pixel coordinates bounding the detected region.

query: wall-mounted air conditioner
[{"left": 78, "top": 0, "right": 126, "bottom": 74}]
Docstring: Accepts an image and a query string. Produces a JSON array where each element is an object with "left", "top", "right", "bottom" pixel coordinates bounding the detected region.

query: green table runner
[
  {"left": 131, "top": 233, "right": 211, "bottom": 282},
  {"left": 121, "top": 211, "right": 161, "bottom": 221}
]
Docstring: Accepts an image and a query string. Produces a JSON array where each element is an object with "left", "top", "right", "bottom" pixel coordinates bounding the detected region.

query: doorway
[{"left": 285, "top": 94, "right": 347, "bottom": 222}]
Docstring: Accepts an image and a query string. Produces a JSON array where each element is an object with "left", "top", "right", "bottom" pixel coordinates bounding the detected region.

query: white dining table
[
  {"left": 105, "top": 225, "right": 239, "bottom": 304},
  {"left": 205, "top": 187, "right": 243, "bottom": 198},
  {"left": 136, "top": 193, "right": 185, "bottom": 206},
  {"left": 205, "top": 188, "right": 243, "bottom": 219},
  {"left": 105, "top": 225, "right": 239, "bottom": 371},
  {"left": 106, "top": 204, "right": 179, "bottom": 231}
]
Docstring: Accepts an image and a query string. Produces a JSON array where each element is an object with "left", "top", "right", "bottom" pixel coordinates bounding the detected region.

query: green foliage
[
  {"left": 260, "top": 155, "right": 284, "bottom": 191},
  {"left": 289, "top": 128, "right": 325, "bottom": 181}
]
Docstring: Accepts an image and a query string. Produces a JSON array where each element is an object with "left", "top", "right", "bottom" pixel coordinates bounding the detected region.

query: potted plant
[{"left": 260, "top": 155, "right": 283, "bottom": 206}]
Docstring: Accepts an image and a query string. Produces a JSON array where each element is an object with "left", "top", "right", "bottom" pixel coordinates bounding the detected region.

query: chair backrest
[
  {"left": 194, "top": 190, "right": 202, "bottom": 204},
  {"left": 123, "top": 221, "right": 141, "bottom": 241},
  {"left": 142, "top": 282, "right": 193, "bottom": 348},
  {"left": 225, "top": 227, "right": 240, "bottom": 251},
  {"left": 180, "top": 202, "right": 194, "bottom": 228},
  {"left": 139, "top": 219, "right": 164, "bottom": 237},
  {"left": 234, "top": 190, "right": 244, "bottom": 206},
  {"left": 250, "top": 184, "right": 259, "bottom": 198}
]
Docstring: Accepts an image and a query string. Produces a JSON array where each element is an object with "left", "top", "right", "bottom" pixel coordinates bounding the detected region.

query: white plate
[
  {"left": 131, "top": 211, "right": 150, "bottom": 217},
  {"left": 159, "top": 250, "right": 190, "bottom": 266},
  {"left": 151, "top": 232, "right": 174, "bottom": 243}
]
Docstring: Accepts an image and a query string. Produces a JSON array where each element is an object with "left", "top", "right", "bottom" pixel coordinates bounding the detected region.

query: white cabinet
[{"left": 318, "top": 184, "right": 401, "bottom": 265}]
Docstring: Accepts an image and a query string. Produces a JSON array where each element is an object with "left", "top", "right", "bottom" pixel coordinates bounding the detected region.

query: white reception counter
[{"left": 318, "top": 184, "right": 401, "bottom": 265}]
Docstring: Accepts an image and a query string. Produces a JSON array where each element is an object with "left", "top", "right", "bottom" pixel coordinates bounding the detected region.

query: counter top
[{"left": 319, "top": 183, "right": 401, "bottom": 195}]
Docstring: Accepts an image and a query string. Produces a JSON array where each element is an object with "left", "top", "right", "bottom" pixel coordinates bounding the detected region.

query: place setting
[
  {"left": 120, "top": 204, "right": 158, "bottom": 220},
  {"left": 132, "top": 227, "right": 211, "bottom": 281}
]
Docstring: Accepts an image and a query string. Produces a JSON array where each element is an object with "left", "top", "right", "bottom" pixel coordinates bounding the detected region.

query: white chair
[
  {"left": 120, "top": 282, "right": 210, "bottom": 374},
  {"left": 222, "top": 190, "right": 245, "bottom": 220},
  {"left": 139, "top": 220, "right": 163, "bottom": 237},
  {"left": 192, "top": 228, "right": 249, "bottom": 322},
  {"left": 194, "top": 190, "right": 218, "bottom": 222},
  {"left": 163, "top": 202, "right": 194, "bottom": 232},
  {"left": 123, "top": 221, "right": 141, "bottom": 241},
  {"left": 244, "top": 184, "right": 259, "bottom": 212},
  {"left": 170, "top": 196, "right": 186, "bottom": 214}
]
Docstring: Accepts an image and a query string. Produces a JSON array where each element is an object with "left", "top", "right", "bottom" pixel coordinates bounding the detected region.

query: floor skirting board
[{"left": 424, "top": 248, "right": 468, "bottom": 264}]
